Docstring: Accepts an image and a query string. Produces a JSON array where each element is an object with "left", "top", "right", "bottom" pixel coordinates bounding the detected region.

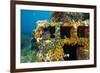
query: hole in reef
[{"left": 63, "top": 44, "right": 81, "bottom": 60}]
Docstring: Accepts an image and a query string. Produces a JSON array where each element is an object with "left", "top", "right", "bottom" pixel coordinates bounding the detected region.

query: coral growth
[{"left": 21, "top": 12, "right": 90, "bottom": 63}]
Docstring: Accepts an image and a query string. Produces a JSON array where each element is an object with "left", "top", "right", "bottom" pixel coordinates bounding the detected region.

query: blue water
[{"left": 21, "top": 10, "right": 52, "bottom": 34}]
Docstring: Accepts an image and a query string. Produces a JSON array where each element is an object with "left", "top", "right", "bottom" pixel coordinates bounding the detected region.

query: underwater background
[{"left": 21, "top": 9, "right": 90, "bottom": 62}]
